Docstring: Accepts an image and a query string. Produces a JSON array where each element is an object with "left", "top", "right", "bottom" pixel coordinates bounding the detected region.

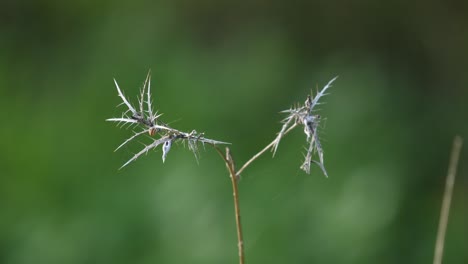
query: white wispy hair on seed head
[
  {"left": 271, "top": 76, "right": 337, "bottom": 177},
  {"left": 107, "top": 71, "right": 229, "bottom": 168}
]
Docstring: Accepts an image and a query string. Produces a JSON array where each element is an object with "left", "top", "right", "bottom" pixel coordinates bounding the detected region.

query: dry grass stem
[
  {"left": 433, "top": 136, "right": 463, "bottom": 264},
  {"left": 225, "top": 147, "right": 245, "bottom": 264},
  {"left": 236, "top": 123, "right": 298, "bottom": 177}
]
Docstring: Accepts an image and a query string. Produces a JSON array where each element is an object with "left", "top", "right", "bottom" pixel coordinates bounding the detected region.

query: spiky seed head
[{"left": 108, "top": 72, "right": 230, "bottom": 168}]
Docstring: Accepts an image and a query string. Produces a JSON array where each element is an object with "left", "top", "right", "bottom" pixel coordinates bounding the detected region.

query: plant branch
[
  {"left": 226, "top": 148, "right": 245, "bottom": 264},
  {"left": 433, "top": 135, "right": 463, "bottom": 264},
  {"left": 236, "top": 122, "right": 298, "bottom": 177},
  {"left": 213, "top": 146, "right": 245, "bottom": 264}
]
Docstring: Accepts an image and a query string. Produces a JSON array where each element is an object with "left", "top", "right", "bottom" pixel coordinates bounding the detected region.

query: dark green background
[{"left": 1, "top": 1, "right": 467, "bottom": 263}]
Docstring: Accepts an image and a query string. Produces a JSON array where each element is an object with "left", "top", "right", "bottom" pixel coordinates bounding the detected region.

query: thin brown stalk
[
  {"left": 211, "top": 123, "right": 300, "bottom": 264},
  {"left": 433, "top": 135, "right": 463, "bottom": 264},
  {"left": 226, "top": 148, "right": 245, "bottom": 264},
  {"left": 213, "top": 146, "right": 245, "bottom": 264},
  {"left": 236, "top": 122, "right": 298, "bottom": 177}
]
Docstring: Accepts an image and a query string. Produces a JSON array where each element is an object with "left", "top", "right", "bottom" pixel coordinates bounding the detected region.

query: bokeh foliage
[{"left": 1, "top": 0, "right": 467, "bottom": 263}]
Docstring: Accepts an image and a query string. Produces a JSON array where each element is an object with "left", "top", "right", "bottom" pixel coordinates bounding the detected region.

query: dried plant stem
[
  {"left": 214, "top": 147, "right": 245, "bottom": 264},
  {"left": 208, "top": 80, "right": 334, "bottom": 263},
  {"left": 236, "top": 122, "right": 298, "bottom": 176},
  {"left": 213, "top": 124, "right": 300, "bottom": 264},
  {"left": 227, "top": 148, "right": 245, "bottom": 264},
  {"left": 433, "top": 135, "right": 463, "bottom": 264}
]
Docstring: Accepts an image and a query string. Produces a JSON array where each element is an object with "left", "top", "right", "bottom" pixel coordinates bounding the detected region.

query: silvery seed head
[
  {"left": 271, "top": 76, "right": 337, "bottom": 177},
  {"left": 106, "top": 71, "right": 229, "bottom": 169}
]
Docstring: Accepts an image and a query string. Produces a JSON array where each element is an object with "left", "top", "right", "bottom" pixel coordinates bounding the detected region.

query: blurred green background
[{"left": 1, "top": 0, "right": 467, "bottom": 263}]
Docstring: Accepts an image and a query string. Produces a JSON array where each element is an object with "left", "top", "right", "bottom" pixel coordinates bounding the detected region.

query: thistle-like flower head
[
  {"left": 106, "top": 71, "right": 229, "bottom": 169},
  {"left": 271, "top": 76, "right": 338, "bottom": 177}
]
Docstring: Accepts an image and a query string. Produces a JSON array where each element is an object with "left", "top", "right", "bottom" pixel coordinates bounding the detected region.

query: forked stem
[
  {"left": 213, "top": 124, "right": 300, "bottom": 264},
  {"left": 433, "top": 136, "right": 463, "bottom": 264},
  {"left": 214, "top": 147, "right": 245, "bottom": 264},
  {"left": 226, "top": 148, "right": 245, "bottom": 264}
]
